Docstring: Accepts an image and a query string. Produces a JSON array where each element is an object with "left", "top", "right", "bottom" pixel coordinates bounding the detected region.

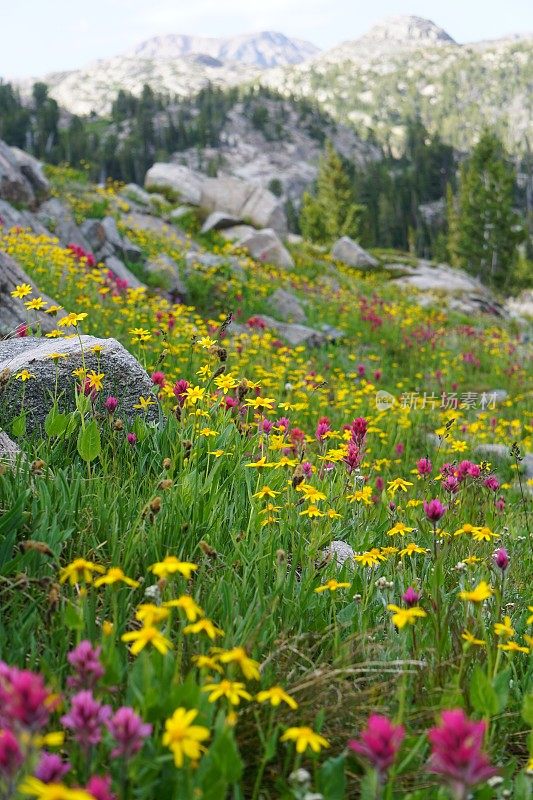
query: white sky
[{"left": 2, "top": 0, "right": 532, "bottom": 78}]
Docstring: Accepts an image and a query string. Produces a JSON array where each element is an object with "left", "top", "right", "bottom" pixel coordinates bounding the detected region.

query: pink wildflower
[
  {"left": 348, "top": 714, "right": 405, "bottom": 774},
  {"left": 427, "top": 709, "right": 497, "bottom": 796},
  {"left": 67, "top": 641, "right": 104, "bottom": 691},
  {"left": 106, "top": 707, "right": 152, "bottom": 759},
  {"left": 0, "top": 728, "right": 23, "bottom": 777},
  {"left": 61, "top": 691, "right": 111, "bottom": 750}
]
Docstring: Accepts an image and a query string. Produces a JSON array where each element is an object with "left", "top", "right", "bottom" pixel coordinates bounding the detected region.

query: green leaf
[
  {"left": 317, "top": 754, "right": 346, "bottom": 800},
  {"left": 11, "top": 411, "right": 27, "bottom": 438},
  {"left": 77, "top": 420, "right": 101, "bottom": 462},
  {"left": 133, "top": 415, "right": 149, "bottom": 442},
  {"left": 493, "top": 669, "right": 510, "bottom": 714},
  {"left": 522, "top": 693, "right": 533, "bottom": 726},
  {"left": 64, "top": 602, "right": 84, "bottom": 631},
  {"left": 514, "top": 772, "right": 532, "bottom": 800},
  {"left": 44, "top": 406, "right": 70, "bottom": 438},
  {"left": 469, "top": 664, "right": 498, "bottom": 717}
]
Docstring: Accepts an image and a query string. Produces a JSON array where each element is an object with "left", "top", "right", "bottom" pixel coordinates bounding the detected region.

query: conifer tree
[
  {"left": 449, "top": 132, "right": 524, "bottom": 286},
  {"left": 300, "top": 142, "right": 364, "bottom": 244}
]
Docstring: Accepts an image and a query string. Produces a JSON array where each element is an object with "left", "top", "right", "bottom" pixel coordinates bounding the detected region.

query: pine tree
[
  {"left": 449, "top": 132, "right": 524, "bottom": 287},
  {"left": 300, "top": 142, "right": 365, "bottom": 244}
]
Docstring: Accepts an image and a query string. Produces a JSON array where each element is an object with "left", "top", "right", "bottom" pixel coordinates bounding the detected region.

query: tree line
[{"left": 0, "top": 79, "right": 530, "bottom": 287}]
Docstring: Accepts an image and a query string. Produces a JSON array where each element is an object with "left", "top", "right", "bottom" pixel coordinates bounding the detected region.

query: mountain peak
[
  {"left": 130, "top": 31, "right": 320, "bottom": 68},
  {"left": 360, "top": 15, "right": 456, "bottom": 46}
]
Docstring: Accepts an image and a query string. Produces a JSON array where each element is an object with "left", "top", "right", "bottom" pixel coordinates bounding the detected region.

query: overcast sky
[{"left": 2, "top": 0, "right": 532, "bottom": 78}]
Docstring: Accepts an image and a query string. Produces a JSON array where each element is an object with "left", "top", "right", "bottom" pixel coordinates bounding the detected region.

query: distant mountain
[
  {"left": 9, "top": 16, "right": 532, "bottom": 155},
  {"left": 13, "top": 31, "right": 319, "bottom": 117},
  {"left": 261, "top": 15, "right": 533, "bottom": 154},
  {"left": 130, "top": 31, "right": 320, "bottom": 68}
]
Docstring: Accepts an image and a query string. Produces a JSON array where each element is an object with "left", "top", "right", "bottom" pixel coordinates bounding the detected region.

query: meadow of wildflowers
[{"left": 0, "top": 168, "right": 532, "bottom": 799}]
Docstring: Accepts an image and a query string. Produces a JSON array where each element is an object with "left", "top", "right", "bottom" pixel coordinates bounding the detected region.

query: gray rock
[
  {"left": 267, "top": 288, "right": 306, "bottom": 323},
  {"left": 80, "top": 219, "right": 107, "bottom": 252},
  {"left": 0, "top": 431, "right": 21, "bottom": 464},
  {"left": 523, "top": 454, "right": 533, "bottom": 479},
  {"left": 37, "top": 199, "right": 92, "bottom": 251},
  {"left": 322, "top": 540, "right": 355, "bottom": 568},
  {"left": 219, "top": 224, "right": 256, "bottom": 241},
  {"left": 121, "top": 183, "right": 152, "bottom": 206},
  {"left": 286, "top": 233, "right": 304, "bottom": 245},
  {"left": 0, "top": 250, "right": 62, "bottom": 336},
  {"left": 122, "top": 212, "right": 192, "bottom": 247},
  {"left": 101, "top": 216, "right": 124, "bottom": 250},
  {"left": 144, "top": 254, "right": 188, "bottom": 299},
  {"left": 0, "top": 336, "right": 157, "bottom": 429},
  {"left": 0, "top": 140, "right": 35, "bottom": 206},
  {"left": 256, "top": 315, "right": 342, "bottom": 347},
  {"left": 145, "top": 163, "right": 205, "bottom": 205},
  {"left": 9, "top": 147, "right": 49, "bottom": 200},
  {"left": 184, "top": 251, "right": 245, "bottom": 280},
  {"left": 235, "top": 228, "right": 294, "bottom": 269},
  {"left": 104, "top": 256, "right": 145, "bottom": 290},
  {"left": 505, "top": 290, "right": 533, "bottom": 320},
  {"left": 200, "top": 174, "right": 287, "bottom": 234},
  {"left": 0, "top": 199, "right": 51, "bottom": 236},
  {"left": 332, "top": 236, "right": 379, "bottom": 268},
  {"left": 169, "top": 205, "right": 192, "bottom": 221},
  {"left": 474, "top": 444, "right": 509, "bottom": 461},
  {"left": 201, "top": 211, "right": 242, "bottom": 233},
  {"left": 101, "top": 216, "right": 142, "bottom": 263}
]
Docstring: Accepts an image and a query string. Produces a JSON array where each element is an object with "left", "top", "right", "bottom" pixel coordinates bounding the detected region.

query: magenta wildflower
[
  {"left": 67, "top": 641, "right": 105, "bottom": 691},
  {"left": 484, "top": 476, "right": 500, "bottom": 492},
  {"left": 417, "top": 457, "right": 432, "bottom": 476},
  {"left": 85, "top": 775, "right": 116, "bottom": 800},
  {"left": 315, "top": 416, "right": 331, "bottom": 441},
  {"left": 275, "top": 417, "right": 290, "bottom": 432},
  {"left": 402, "top": 587, "right": 421, "bottom": 607},
  {"left": 106, "top": 707, "right": 152, "bottom": 759},
  {"left": 442, "top": 475, "right": 460, "bottom": 494},
  {"left": 493, "top": 548, "right": 510, "bottom": 571},
  {"left": 301, "top": 461, "right": 313, "bottom": 478},
  {"left": 427, "top": 709, "right": 497, "bottom": 797},
  {"left": 260, "top": 418, "right": 273, "bottom": 434},
  {"left": 126, "top": 433, "right": 137, "bottom": 446},
  {"left": 424, "top": 499, "right": 446, "bottom": 523},
  {"left": 35, "top": 753, "right": 71, "bottom": 783},
  {"left": 151, "top": 371, "right": 166, "bottom": 387},
  {"left": 343, "top": 441, "right": 362, "bottom": 473},
  {"left": 104, "top": 396, "right": 118, "bottom": 414},
  {"left": 0, "top": 665, "right": 52, "bottom": 730},
  {"left": 172, "top": 379, "right": 190, "bottom": 407},
  {"left": 0, "top": 728, "right": 23, "bottom": 777},
  {"left": 348, "top": 714, "right": 405, "bottom": 774},
  {"left": 351, "top": 417, "right": 368, "bottom": 445},
  {"left": 61, "top": 691, "right": 111, "bottom": 750}
]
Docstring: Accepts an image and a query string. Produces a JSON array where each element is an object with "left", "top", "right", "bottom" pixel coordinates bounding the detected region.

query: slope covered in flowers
[{"left": 0, "top": 171, "right": 532, "bottom": 799}]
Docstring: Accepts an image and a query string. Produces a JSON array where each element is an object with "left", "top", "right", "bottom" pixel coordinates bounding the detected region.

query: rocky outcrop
[
  {"left": 267, "top": 288, "right": 306, "bottom": 322},
  {"left": 252, "top": 315, "right": 343, "bottom": 346},
  {"left": 144, "top": 254, "right": 188, "bottom": 299},
  {"left": 201, "top": 211, "right": 243, "bottom": 233},
  {"left": 0, "top": 199, "right": 50, "bottom": 236},
  {"left": 104, "top": 256, "right": 145, "bottom": 290},
  {"left": 505, "top": 289, "right": 533, "bottom": 320},
  {"left": 0, "top": 250, "right": 61, "bottom": 335},
  {"left": 200, "top": 174, "right": 287, "bottom": 234},
  {"left": 37, "top": 198, "right": 92, "bottom": 250},
  {"left": 122, "top": 212, "right": 192, "bottom": 247},
  {"left": 9, "top": 147, "right": 50, "bottom": 201},
  {"left": 145, "top": 163, "right": 205, "bottom": 205},
  {"left": 233, "top": 228, "right": 294, "bottom": 269},
  {"left": 386, "top": 260, "right": 507, "bottom": 317},
  {"left": 0, "top": 141, "right": 49, "bottom": 207},
  {"left": 0, "top": 336, "right": 157, "bottom": 428},
  {"left": 0, "top": 431, "right": 21, "bottom": 464},
  {"left": 332, "top": 237, "right": 379, "bottom": 268}
]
